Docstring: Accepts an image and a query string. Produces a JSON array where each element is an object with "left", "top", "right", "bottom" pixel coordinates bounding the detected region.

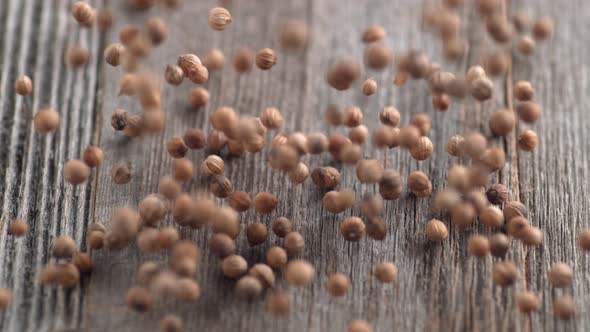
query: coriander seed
[
  {"left": 490, "top": 233, "right": 510, "bottom": 257},
  {"left": 233, "top": 47, "right": 254, "bottom": 73},
  {"left": 463, "top": 132, "right": 487, "bottom": 158},
  {"left": 256, "top": 48, "right": 277, "bottom": 70},
  {"left": 349, "top": 125, "right": 369, "bottom": 144},
  {"left": 486, "top": 184, "right": 509, "bottom": 205},
  {"left": 339, "top": 143, "right": 362, "bottom": 164},
  {"left": 410, "top": 113, "right": 431, "bottom": 136},
  {"left": 407, "top": 171, "right": 432, "bottom": 197},
  {"left": 432, "top": 190, "right": 461, "bottom": 215},
  {"left": 577, "top": 229, "right": 590, "bottom": 250},
  {"left": 515, "top": 291, "right": 540, "bottom": 313},
  {"left": 410, "top": 136, "right": 433, "bottom": 161},
  {"left": 166, "top": 137, "right": 188, "bottom": 159},
  {"left": 344, "top": 106, "right": 363, "bottom": 127},
  {"left": 362, "top": 26, "right": 385, "bottom": 43},
  {"left": 379, "top": 106, "right": 400, "bottom": 127},
  {"left": 127, "top": 287, "right": 153, "bottom": 312},
  {"left": 362, "top": 78, "right": 377, "bottom": 96},
  {"left": 547, "top": 262, "right": 573, "bottom": 288},
  {"left": 532, "top": 16, "right": 554, "bottom": 41},
  {"left": 246, "top": 223, "right": 268, "bottom": 246},
  {"left": 288, "top": 162, "right": 309, "bottom": 184},
  {"left": 341, "top": 217, "right": 366, "bottom": 241},
  {"left": 15, "top": 75, "right": 33, "bottom": 95},
  {"left": 183, "top": 128, "right": 206, "bottom": 149},
  {"left": 327, "top": 58, "right": 361, "bottom": 90},
  {"left": 188, "top": 87, "right": 209, "bottom": 107},
  {"left": 468, "top": 234, "right": 490, "bottom": 257},
  {"left": 0, "top": 289, "right": 13, "bottom": 310},
  {"left": 479, "top": 206, "right": 504, "bottom": 228},
  {"left": 164, "top": 64, "right": 184, "bottom": 85},
  {"left": 522, "top": 226, "right": 544, "bottom": 246},
  {"left": 209, "top": 175, "right": 233, "bottom": 198},
  {"left": 374, "top": 262, "right": 397, "bottom": 283},
  {"left": 157, "top": 227, "right": 179, "bottom": 249},
  {"left": 366, "top": 218, "right": 387, "bottom": 240},
  {"left": 171, "top": 158, "right": 193, "bottom": 182},
  {"left": 82, "top": 145, "right": 104, "bottom": 168},
  {"left": 517, "top": 36, "right": 536, "bottom": 55},
  {"left": 177, "top": 54, "right": 208, "bottom": 84},
  {"left": 158, "top": 176, "right": 180, "bottom": 199},
  {"left": 489, "top": 109, "right": 516, "bottom": 136},
  {"left": 266, "top": 246, "right": 288, "bottom": 268},
  {"left": 260, "top": 107, "right": 283, "bottom": 129},
  {"left": 493, "top": 260, "right": 518, "bottom": 287},
  {"left": 139, "top": 194, "right": 166, "bottom": 227},
  {"left": 311, "top": 166, "right": 341, "bottom": 189},
  {"left": 347, "top": 320, "right": 373, "bottom": 332},
  {"left": 209, "top": 233, "right": 235, "bottom": 258},
  {"left": 71, "top": 1, "right": 95, "bottom": 26},
  {"left": 33, "top": 108, "right": 60, "bottom": 133},
  {"left": 285, "top": 259, "right": 315, "bottom": 286},
  {"left": 208, "top": 7, "right": 232, "bottom": 31},
  {"left": 65, "top": 46, "right": 89, "bottom": 67},
  {"left": 72, "top": 252, "right": 92, "bottom": 274},
  {"left": 202, "top": 155, "right": 224, "bottom": 176},
  {"left": 507, "top": 216, "right": 529, "bottom": 239},
  {"left": 64, "top": 159, "right": 90, "bottom": 184},
  {"left": 356, "top": 159, "right": 384, "bottom": 183},
  {"left": 210, "top": 206, "right": 240, "bottom": 239},
  {"left": 272, "top": 217, "right": 292, "bottom": 237},
  {"left": 229, "top": 191, "right": 251, "bottom": 212},
  {"left": 52, "top": 235, "right": 77, "bottom": 259},
  {"left": 514, "top": 80, "right": 534, "bottom": 101},
  {"left": 203, "top": 48, "right": 225, "bottom": 70},
  {"left": 145, "top": 17, "right": 167, "bottom": 45},
  {"left": 425, "top": 219, "right": 448, "bottom": 242},
  {"left": 469, "top": 76, "right": 494, "bottom": 101},
  {"left": 484, "top": 51, "right": 509, "bottom": 77},
  {"left": 327, "top": 273, "right": 350, "bottom": 297},
  {"left": 518, "top": 130, "right": 538, "bottom": 151},
  {"left": 554, "top": 296, "right": 576, "bottom": 320},
  {"left": 266, "top": 292, "right": 290, "bottom": 315},
  {"left": 161, "top": 314, "right": 183, "bottom": 332},
  {"left": 8, "top": 219, "right": 28, "bottom": 237},
  {"left": 360, "top": 194, "right": 384, "bottom": 218},
  {"left": 398, "top": 125, "right": 420, "bottom": 149},
  {"left": 503, "top": 201, "right": 528, "bottom": 221},
  {"left": 236, "top": 276, "right": 263, "bottom": 300},
  {"left": 446, "top": 135, "right": 465, "bottom": 157},
  {"left": 372, "top": 126, "right": 397, "bottom": 148},
  {"left": 451, "top": 202, "right": 476, "bottom": 228},
  {"left": 280, "top": 19, "right": 309, "bottom": 50},
  {"left": 222, "top": 255, "right": 248, "bottom": 279},
  {"left": 111, "top": 162, "right": 131, "bottom": 184},
  {"left": 284, "top": 231, "right": 305, "bottom": 255},
  {"left": 248, "top": 264, "right": 275, "bottom": 289},
  {"left": 481, "top": 147, "right": 506, "bottom": 172},
  {"left": 432, "top": 94, "right": 450, "bottom": 111},
  {"left": 253, "top": 192, "right": 278, "bottom": 214}
]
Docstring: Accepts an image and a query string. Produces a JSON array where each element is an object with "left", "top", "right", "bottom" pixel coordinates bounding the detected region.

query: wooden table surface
[{"left": 0, "top": 0, "right": 589, "bottom": 331}]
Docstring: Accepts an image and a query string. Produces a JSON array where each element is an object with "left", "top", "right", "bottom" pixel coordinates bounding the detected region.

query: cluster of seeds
[{"left": 3, "top": 0, "right": 585, "bottom": 330}]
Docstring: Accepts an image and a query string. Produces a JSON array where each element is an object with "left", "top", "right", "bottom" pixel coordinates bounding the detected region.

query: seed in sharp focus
[
  {"left": 407, "top": 171, "right": 432, "bottom": 197},
  {"left": 374, "top": 262, "right": 397, "bottom": 283},
  {"left": 15, "top": 75, "right": 33, "bottom": 95},
  {"left": 468, "top": 234, "right": 490, "bottom": 257},
  {"left": 51, "top": 235, "right": 77, "bottom": 259},
  {"left": 362, "top": 25, "right": 385, "bottom": 43},
  {"left": 284, "top": 231, "right": 305, "bottom": 255},
  {"left": 518, "top": 130, "right": 538, "bottom": 151},
  {"left": 138, "top": 194, "right": 166, "bottom": 227},
  {"left": 266, "top": 292, "right": 290, "bottom": 315},
  {"left": 425, "top": 219, "right": 448, "bottom": 242},
  {"left": 177, "top": 54, "right": 208, "bottom": 84},
  {"left": 171, "top": 158, "right": 193, "bottom": 182},
  {"left": 489, "top": 109, "right": 516, "bottom": 136},
  {"left": 507, "top": 216, "right": 529, "bottom": 239},
  {"left": 272, "top": 217, "right": 292, "bottom": 238},
  {"left": 347, "top": 320, "right": 373, "bottom": 332},
  {"left": 577, "top": 229, "right": 590, "bottom": 250},
  {"left": 327, "top": 58, "right": 361, "bottom": 91},
  {"left": 164, "top": 64, "right": 184, "bottom": 86},
  {"left": 285, "top": 259, "right": 315, "bottom": 286},
  {"left": 356, "top": 159, "right": 384, "bottom": 184},
  {"left": 341, "top": 217, "right": 366, "bottom": 242},
  {"left": 280, "top": 19, "right": 309, "bottom": 51},
  {"left": 554, "top": 296, "right": 576, "bottom": 320},
  {"left": 202, "top": 155, "right": 224, "bottom": 176},
  {"left": 493, "top": 260, "right": 518, "bottom": 287},
  {"left": 486, "top": 184, "right": 509, "bottom": 205},
  {"left": 248, "top": 264, "right": 275, "bottom": 289},
  {"left": 33, "top": 108, "right": 60, "bottom": 133},
  {"left": 260, "top": 107, "right": 283, "bottom": 129},
  {"left": 0, "top": 288, "right": 13, "bottom": 310},
  {"left": 522, "top": 226, "right": 544, "bottom": 246},
  {"left": 222, "top": 255, "right": 247, "bottom": 279},
  {"left": 311, "top": 166, "right": 341, "bottom": 189},
  {"left": 233, "top": 47, "right": 255, "bottom": 73},
  {"left": 8, "top": 219, "right": 29, "bottom": 237},
  {"left": 532, "top": 16, "right": 554, "bottom": 41},
  {"left": 326, "top": 273, "right": 350, "bottom": 297},
  {"left": 515, "top": 291, "right": 540, "bottom": 313},
  {"left": 161, "top": 314, "right": 183, "bottom": 332},
  {"left": 71, "top": 1, "right": 95, "bottom": 26},
  {"left": 229, "top": 191, "right": 251, "bottom": 212},
  {"left": 111, "top": 162, "right": 131, "bottom": 184},
  {"left": 255, "top": 48, "right": 277, "bottom": 70},
  {"left": 514, "top": 80, "right": 534, "bottom": 101},
  {"left": 410, "top": 136, "right": 433, "bottom": 161},
  {"left": 503, "top": 201, "right": 528, "bottom": 221},
  {"left": 65, "top": 46, "right": 90, "bottom": 67},
  {"left": 547, "top": 262, "right": 573, "bottom": 288},
  {"left": 252, "top": 192, "right": 278, "bottom": 214},
  {"left": 127, "top": 287, "right": 153, "bottom": 312},
  {"left": 203, "top": 48, "right": 225, "bottom": 70},
  {"left": 479, "top": 206, "right": 504, "bottom": 228},
  {"left": 361, "top": 78, "right": 377, "bottom": 96},
  {"left": 365, "top": 43, "right": 392, "bottom": 71},
  {"left": 246, "top": 223, "right": 268, "bottom": 247},
  {"left": 208, "top": 7, "right": 232, "bottom": 31},
  {"left": 236, "top": 276, "right": 263, "bottom": 300},
  {"left": 266, "top": 246, "right": 288, "bottom": 268},
  {"left": 209, "top": 175, "right": 233, "bottom": 198},
  {"left": 490, "top": 233, "right": 510, "bottom": 257}
]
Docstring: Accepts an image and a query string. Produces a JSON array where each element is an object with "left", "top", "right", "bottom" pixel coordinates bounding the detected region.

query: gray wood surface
[{"left": 0, "top": 0, "right": 588, "bottom": 331}]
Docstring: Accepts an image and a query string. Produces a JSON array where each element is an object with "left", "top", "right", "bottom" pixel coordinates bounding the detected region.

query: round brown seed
[
  {"left": 341, "top": 217, "right": 366, "bottom": 242},
  {"left": 425, "top": 219, "right": 448, "bottom": 242},
  {"left": 255, "top": 48, "right": 277, "bottom": 70},
  {"left": 33, "top": 108, "right": 60, "bottom": 133},
  {"left": 493, "top": 260, "right": 518, "bottom": 287},
  {"left": 547, "top": 263, "right": 573, "bottom": 288},
  {"left": 285, "top": 260, "right": 315, "bottom": 286},
  {"left": 490, "top": 233, "right": 510, "bottom": 257},
  {"left": 208, "top": 7, "right": 232, "bottom": 31},
  {"left": 266, "top": 246, "right": 288, "bottom": 268},
  {"left": 252, "top": 192, "right": 278, "bottom": 214},
  {"left": 468, "top": 234, "right": 490, "bottom": 257},
  {"left": 407, "top": 171, "right": 432, "bottom": 197},
  {"left": 326, "top": 273, "right": 350, "bottom": 297},
  {"left": 515, "top": 291, "right": 540, "bottom": 313},
  {"left": 554, "top": 296, "right": 576, "bottom": 320},
  {"left": 272, "top": 217, "right": 292, "bottom": 238},
  {"left": 518, "top": 130, "right": 538, "bottom": 151},
  {"left": 284, "top": 231, "right": 305, "bottom": 255},
  {"left": 64, "top": 160, "right": 90, "bottom": 184},
  {"left": 374, "top": 262, "right": 397, "bottom": 283},
  {"left": 222, "top": 255, "right": 248, "bottom": 279},
  {"left": 15, "top": 75, "right": 33, "bottom": 95}
]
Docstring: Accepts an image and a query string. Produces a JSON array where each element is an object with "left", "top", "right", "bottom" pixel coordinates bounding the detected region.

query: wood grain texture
[{"left": 0, "top": 0, "right": 589, "bottom": 331}]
